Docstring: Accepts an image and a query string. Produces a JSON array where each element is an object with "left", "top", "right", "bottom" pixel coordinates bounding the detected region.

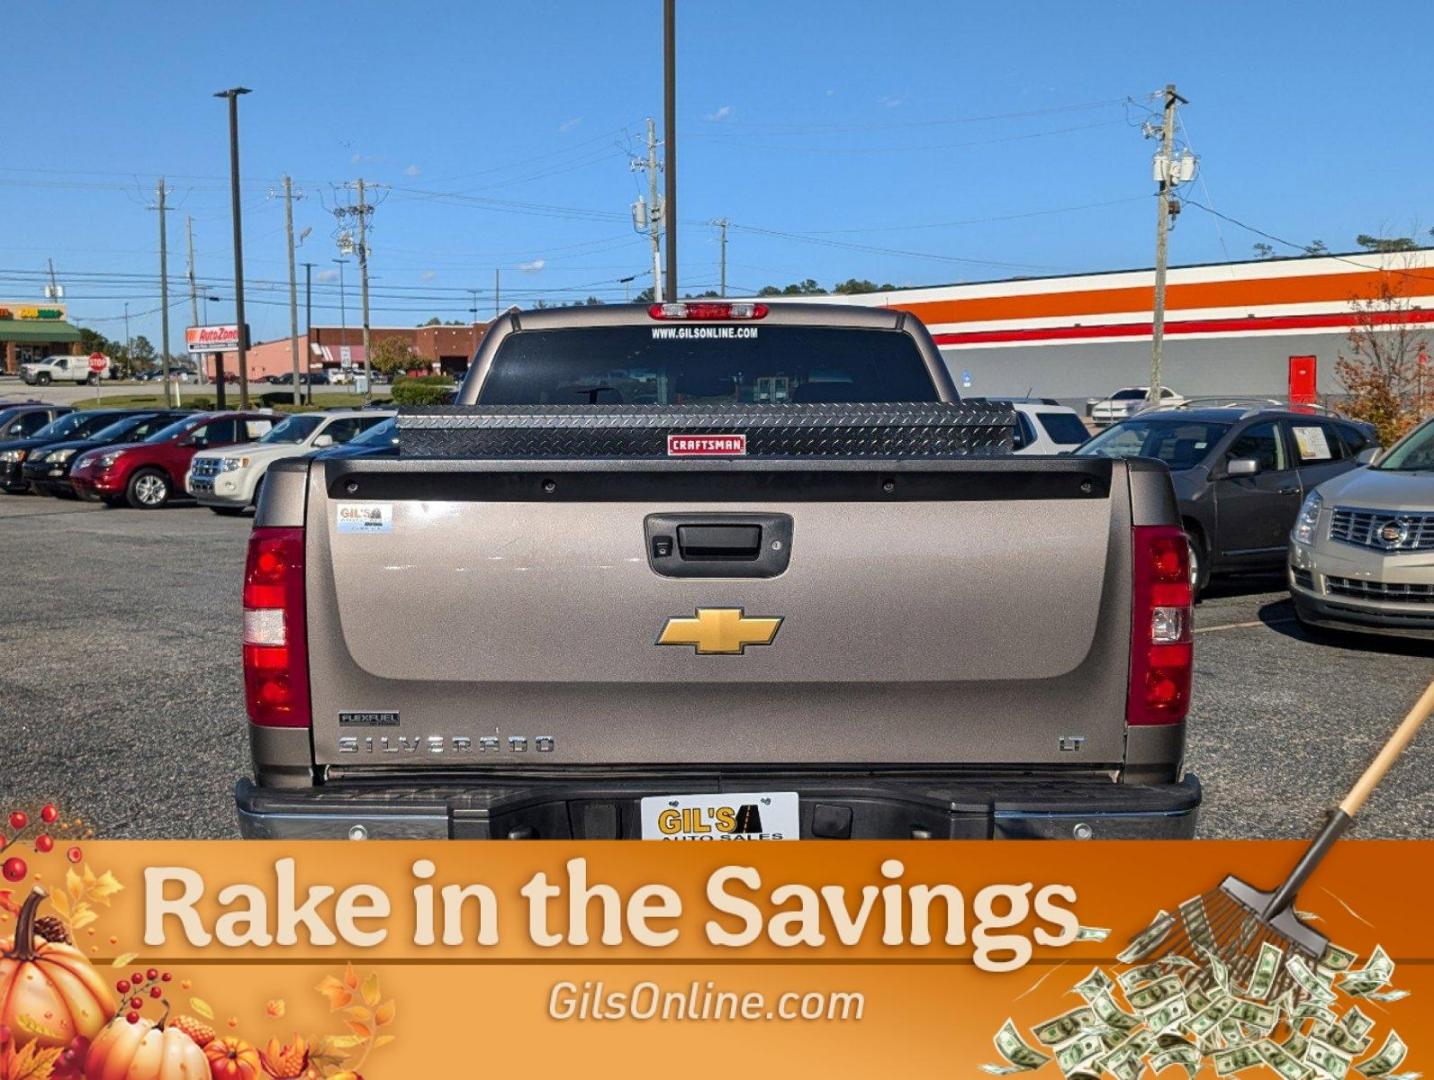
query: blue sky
[{"left": 2, "top": 0, "right": 1432, "bottom": 347}]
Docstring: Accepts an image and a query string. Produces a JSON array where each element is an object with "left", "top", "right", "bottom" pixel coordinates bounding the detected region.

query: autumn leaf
[
  {"left": 3, "top": 1041, "right": 64, "bottom": 1080},
  {"left": 70, "top": 908, "right": 97, "bottom": 931},
  {"left": 318, "top": 1034, "right": 365, "bottom": 1054},
  {"left": 110, "top": 952, "right": 138, "bottom": 968},
  {"left": 373, "top": 1033, "right": 396, "bottom": 1049},
  {"left": 360, "top": 972, "right": 381, "bottom": 1008},
  {"left": 316, "top": 975, "right": 353, "bottom": 1011},
  {"left": 88, "top": 870, "right": 124, "bottom": 905},
  {"left": 342, "top": 1006, "right": 372, "bottom": 1025},
  {"left": 13, "top": 1014, "right": 63, "bottom": 1041},
  {"left": 189, "top": 997, "right": 215, "bottom": 1021},
  {"left": 344, "top": 1020, "right": 372, "bottom": 1040},
  {"left": 342, "top": 963, "right": 359, "bottom": 990},
  {"left": 65, "top": 869, "right": 83, "bottom": 905},
  {"left": 46, "top": 892, "right": 69, "bottom": 920},
  {"left": 265, "top": 999, "right": 286, "bottom": 1019},
  {"left": 373, "top": 1000, "right": 396, "bottom": 1027},
  {"left": 0, "top": 891, "right": 20, "bottom": 917}
]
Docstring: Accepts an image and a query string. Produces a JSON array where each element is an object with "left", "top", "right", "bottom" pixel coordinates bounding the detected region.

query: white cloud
[
  {"left": 517, "top": 259, "right": 546, "bottom": 272},
  {"left": 825, "top": 88, "right": 837, "bottom": 97},
  {"left": 558, "top": 116, "right": 584, "bottom": 134},
  {"left": 879, "top": 95, "right": 903, "bottom": 109},
  {"left": 403, "top": 164, "right": 421, "bottom": 177},
  {"left": 316, "top": 268, "right": 340, "bottom": 284},
  {"left": 420, "top": 270, "right": 437, "bottom": 282},
  {"left": 349, "top": 152, "right": 362, "bottom": 165},
  {"left": 705, "top": 104, "right": 733, "bottom": 122}
]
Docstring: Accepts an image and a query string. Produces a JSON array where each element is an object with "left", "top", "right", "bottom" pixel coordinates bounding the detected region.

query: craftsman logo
[
  {"left": 667, "top": 434, "right": 747, "bottom": 457},
  {"left": 657, "top": 607, "right": 782, "bottom": 655}
]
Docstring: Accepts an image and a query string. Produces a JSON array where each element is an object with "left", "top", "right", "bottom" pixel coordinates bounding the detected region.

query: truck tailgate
[{"left": 304, "top": 457, "right": 1132, "bottom": 769}]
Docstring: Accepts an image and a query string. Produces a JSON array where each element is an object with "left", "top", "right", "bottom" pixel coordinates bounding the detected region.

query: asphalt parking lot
[{"left": 1, "top": 495, "right": 1431, "bottom": 840}]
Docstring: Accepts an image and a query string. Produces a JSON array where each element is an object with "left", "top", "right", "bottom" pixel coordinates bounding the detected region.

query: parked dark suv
[{"left": 1077, "top": 406, "right": 1376, "bottom": 595}]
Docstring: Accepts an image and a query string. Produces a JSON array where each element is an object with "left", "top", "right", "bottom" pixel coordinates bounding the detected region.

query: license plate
[{"left": 640, "top": 792, "right": 798, "bottom": 841}]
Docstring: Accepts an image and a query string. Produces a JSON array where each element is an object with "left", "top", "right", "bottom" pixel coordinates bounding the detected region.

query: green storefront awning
[{"left": 0, "top": 319, "right": 84, "bottom": 343}]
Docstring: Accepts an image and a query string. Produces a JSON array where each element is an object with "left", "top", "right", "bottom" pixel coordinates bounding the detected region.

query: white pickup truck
[{"left": 20, "top": 354, "right": 110, "bottom": 386}]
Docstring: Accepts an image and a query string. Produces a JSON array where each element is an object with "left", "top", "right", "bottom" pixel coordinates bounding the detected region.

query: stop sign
[{"left": 88, "top": 353, "right": 107, "bottom": 373}]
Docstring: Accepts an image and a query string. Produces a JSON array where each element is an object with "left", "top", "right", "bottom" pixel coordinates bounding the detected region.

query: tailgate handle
[
  {"left": 645, "top": 513, "right": 793, "bottom": 578},
  {"left": 677, "top": 524, "right": 762, "bottom": 560}
]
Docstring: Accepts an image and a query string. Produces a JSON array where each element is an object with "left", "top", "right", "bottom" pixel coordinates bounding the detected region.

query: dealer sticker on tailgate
[
  {"left": 640, "top": 792, "right": 798, "bottom": 840},
  {"left": 336, "top": 503, "right": 392, "bottom": 533}
]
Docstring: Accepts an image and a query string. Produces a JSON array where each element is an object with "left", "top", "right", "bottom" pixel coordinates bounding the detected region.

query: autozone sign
[{"left": 185, "top": 324, "right": 243, "bottom": 354}]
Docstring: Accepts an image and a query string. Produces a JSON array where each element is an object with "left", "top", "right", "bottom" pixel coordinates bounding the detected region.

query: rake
[{"left": 1140, "top": 677, "right": 1434, "bottom": 1003}]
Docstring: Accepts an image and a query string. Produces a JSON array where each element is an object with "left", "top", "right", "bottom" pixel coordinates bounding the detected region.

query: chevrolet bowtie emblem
[{"left": 657, "top": 607, "right": 783, "bottom": 655}]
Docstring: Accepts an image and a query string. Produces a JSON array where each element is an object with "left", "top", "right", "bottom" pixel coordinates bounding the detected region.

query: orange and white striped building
[{"left": 806, "top": 249, "right": 1434, "bottom": 402}]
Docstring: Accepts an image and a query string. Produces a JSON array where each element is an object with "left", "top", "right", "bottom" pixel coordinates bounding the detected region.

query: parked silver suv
[{"left": 1289, "top": 416, "right": 1434, "bottom": 639}]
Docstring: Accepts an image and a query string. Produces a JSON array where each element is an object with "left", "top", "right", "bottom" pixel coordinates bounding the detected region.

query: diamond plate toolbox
[{"left": 397, "top": 402, "right": 1017, "bottom": 460}]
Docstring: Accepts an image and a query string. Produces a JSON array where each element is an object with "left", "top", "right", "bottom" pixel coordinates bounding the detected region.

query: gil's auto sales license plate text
[{"left": 640, "top": 792, "right": 799, "bottom": 840}]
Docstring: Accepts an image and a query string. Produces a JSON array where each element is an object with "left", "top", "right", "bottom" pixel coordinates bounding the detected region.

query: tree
[
  {"left": 1336, "top": 276, "right": 1429, "bottom": 446},
  {"left": 1303, "top": 240, "right": 1329, "bottom": 256},
  {"left": 833, "top": 278, "right": 895, "bottom": 294},
  {"left": 1355, "top": 234, "right": 1417, "bottom": 253},
  {"left": 1252, "top": 242, "right": 1277, "bottom": 260},
  {"left": 369, "top": 335, "right": 421, "bottom": 376}
]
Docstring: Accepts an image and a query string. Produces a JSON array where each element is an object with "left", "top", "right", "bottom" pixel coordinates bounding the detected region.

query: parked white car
[
  {"left": 987, "top": 397, "right": 1091, "bottom": 454},
  {"left": 1088, "top": 386, "right": 1185, "bottom": 426},
  {"left": 20, "top": 354, "right": 110, "bottom": 386},
  {"left": 185, "top": 409, "right": 393, "bottom": 515}
]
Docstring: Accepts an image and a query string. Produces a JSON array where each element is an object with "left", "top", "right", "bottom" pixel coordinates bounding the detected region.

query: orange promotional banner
[{"left": 0, "top": 840, "right": 1427, "bottom": 1078}]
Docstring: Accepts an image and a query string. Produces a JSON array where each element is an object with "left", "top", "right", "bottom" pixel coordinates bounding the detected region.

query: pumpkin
[
  {"left": 85, "top": 1014, "right": 209, "bottom": 1080},
  {"left": 204, "top": 1036, "right": 262, "bottom": 1080},
  {"left": 0, "top": 888, "right": 115, "bottom": 1051}
]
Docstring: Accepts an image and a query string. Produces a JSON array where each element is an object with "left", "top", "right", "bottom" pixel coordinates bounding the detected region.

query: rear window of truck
[{"left": 476, "top": 325, "right": 941, "bottom": 405}]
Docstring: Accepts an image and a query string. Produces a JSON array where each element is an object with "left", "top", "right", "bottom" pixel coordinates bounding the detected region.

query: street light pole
[
  {"left": 334, "top": 258, "right": 348, "bottom": 382},
  {"left": 214, "top": 86, "right": 252, "bottom": 408}
]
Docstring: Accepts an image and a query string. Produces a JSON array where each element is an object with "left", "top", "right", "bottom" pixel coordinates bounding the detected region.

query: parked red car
[{"left": 70, "top": 411, "right": 276, "bottom": 509}]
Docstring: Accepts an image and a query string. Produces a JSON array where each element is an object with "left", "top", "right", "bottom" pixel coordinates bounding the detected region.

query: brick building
[{"left": 202, "top": 322, "right": 488, "bottom": 380}]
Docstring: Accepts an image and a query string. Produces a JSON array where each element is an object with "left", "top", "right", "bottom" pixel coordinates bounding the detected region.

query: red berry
[
  {"left": 40, "top": 805, "right": 58, "bottom": 824},
  {"left": 35, "top": 835, "right": 53, "bottom": 853},
  {"left": 126, "top": 1012, "right": 139, "bottom": 1024},
  {"left": 1, "top": 857, "right": 26, "bottom": 883},
  {"left": 0, "top": 833, "right": 7, "bottom": 849},
  {"left": 116, "top": 980, "right": 130, "bottom": 994},
  {"left": 161, "top": 972, "right": 172, "bottom": 982},
  {"left": 149, "top": 986, "right": 162, "bottom": 999},
  {"left": 146, "top": 968, "right": 158, "bottom": 981},
  {"left": 8, "top": 812, "right": 26, "bottom": 831},
  {"left": 131, "top": 972, "right": 142, "bottom": 985},
  {"left": 129, "top": 997, "right": 143, "bottom": 1010},
  {"left": 66, "top": 846, "right": 82, "bottom": 864}
]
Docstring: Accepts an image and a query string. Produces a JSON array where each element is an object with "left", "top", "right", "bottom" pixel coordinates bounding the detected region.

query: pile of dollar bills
[{"left": 983, "top": 900, "right": 1413, "bottom": 1079}]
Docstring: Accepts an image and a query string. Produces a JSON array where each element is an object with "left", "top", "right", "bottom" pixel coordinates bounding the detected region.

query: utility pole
[
  {"left": 631, "top": 118, "right": 664, "bottom": 302},
  {"left": 467, "top": 288, "right": 480, "bottom": 323},
  {"left": 494, "top": 267, "right": 501, "bottom": 316},
  {"left": 215, "top": 87, "right": 251, "bottom": 407},
  {"left": 355, "top": 178, "right": 372, "bottom": 401},
  {"left": 155, "top": 178, "right": 175, "bottom": 406},
  {"left": 45, "top": 259, "right": 60, "bottom": 300},
  {"left": 663, "top": 0, "right": 678, "bottom": 299},
  {"left": 334, "top": 258, "right": 349, "bottom": 375},
  {"left": 302, "top": 261, "right": 315, "bottom": 405},
  {"left": 123, "top": 303, "right": 130, "bottom": 355},
  {"left": 185, "top": 215, "right": 199, "bottom": 328},
  {"left": 283, "top": 176, "right": 301, "bottom": 405},
  {"left": 714, "top": 218, "right": 729, "bottom": 297},
  {"left": 1150, "top": 83, "right": 1188, "bottom": 405}
]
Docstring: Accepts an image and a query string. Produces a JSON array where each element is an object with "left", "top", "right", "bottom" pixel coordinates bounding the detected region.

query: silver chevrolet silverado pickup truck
[{"left": 235, "top": 301, "right": 1200, "bottom": 840}]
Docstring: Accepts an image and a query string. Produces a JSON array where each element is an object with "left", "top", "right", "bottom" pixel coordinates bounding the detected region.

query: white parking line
[{"left": 1195, "top": 617, "right": 1297, "bottom": 634}]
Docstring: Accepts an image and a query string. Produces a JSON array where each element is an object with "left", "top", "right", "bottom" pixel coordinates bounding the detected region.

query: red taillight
[
  {"left": 243, "top": 526, "right": 310, "bottom": 728},
  {"left": 1127, "top": 525, "right": 1193, "bottom": 726},
  {"left": 647, "top": 301, "right": 768, "bottom": 320}
]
